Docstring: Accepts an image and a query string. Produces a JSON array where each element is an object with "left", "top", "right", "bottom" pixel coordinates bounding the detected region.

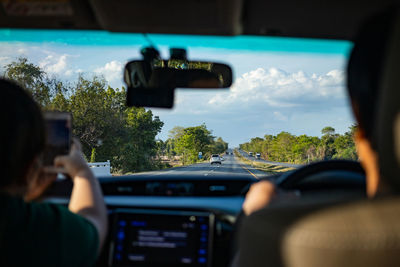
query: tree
[
  {"left": 4, "top": 57, "right": 51, "bottom": 107},
  {"left": 333, "top": 125, "right": 357, "bottom": 160},
  {"left": 292, "top": 135, "right": 319, "bottom": 163},
  {"left": 321, "top": 126, "right": 336, "bottom": 136},
  {"left": 320, "top": 126, "right": 337, "bottom": 160},
  {"left": 270, "top": 132, "right": 296, "bottom": 162},
  {"left": 168, "top": 126, "right": 185, "bottom": 140},
  {"left": 174, "top": 124, "right": 213, "bottom": 164},
  {"left": 211, "top": 137, "right": 229, "bottom": 155},
  {"left": 184, "top": 124, "right": 213, "bottom": 154},
  {"left": 4, "top": 57, "right": 165, "bottom": 174},
  {"left": 175, "top": 134, "right": 197, "bottom": 165},
  {"left": 239, "top": 125, "right": 358, "bottom": 164},
  {"left": 167, "top": 124, "right": 227, "bottom": 164},
  {"left": 262, "top": 135, "right": 275, "bottom": 159},
  {"left": 164, "top": 138, "right": 177, "bottom": 158},
  {"left": 156, "top": 139, "right": 166, "bottom": 157}
]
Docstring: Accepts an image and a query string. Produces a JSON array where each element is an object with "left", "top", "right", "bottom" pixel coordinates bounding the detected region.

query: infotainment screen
[{"left": 110, "top": 209, "right": 214, "bottom": 267}]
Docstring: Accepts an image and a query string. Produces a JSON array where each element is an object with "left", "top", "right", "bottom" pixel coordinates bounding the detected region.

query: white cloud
[
  {"left": 273, "top": 111, "right": 288, "bottom": 121},
  {"left": 94, "top": 60, "right": 123, "bottom": 83},
  {"left": 0, "top": 56, "right": 10, "bottom": 64},
  {"left": 39, "top": 54, "right": 68, "bottom": 74},
  {"left": 17, "top": 48, "right": 27, "bottom": 55},
  {"left": 208, "top": 67, "right": 345, "bottom": 107},
  {"left": 0, "top": 56, "right": 10, "bottom": 75},
  {"left": 64, "top": 69, "right": 73, "bottom": 76}
]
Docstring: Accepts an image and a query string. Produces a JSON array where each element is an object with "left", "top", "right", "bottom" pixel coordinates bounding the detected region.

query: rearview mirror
[
  {"left": 124, "top": 60, "right": 232, "bottom": 89},
  {"left": 124, "top": 47, "right": 233, "bottom": 108}
]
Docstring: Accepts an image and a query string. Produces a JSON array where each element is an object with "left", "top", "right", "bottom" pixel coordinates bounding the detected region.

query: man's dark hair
[
  {"left": 1, "top": 78, "right": 45, "bottom": 188},
  {"left": 347, "top": 9, "right": 395, "bottom": 149}
]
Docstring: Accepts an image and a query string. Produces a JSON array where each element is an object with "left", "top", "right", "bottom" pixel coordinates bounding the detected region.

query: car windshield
[{"left": 0, "top": 29, "right": 355, "bottom": 176}]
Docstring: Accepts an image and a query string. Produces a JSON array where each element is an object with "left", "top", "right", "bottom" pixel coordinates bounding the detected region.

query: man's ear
[
  {"left": 354, "top": 126, "right": 377, "bottom": 166},
  {"left": 354, "top": 127, "right": 371, "bottom": 158},
  {"left": 354, "top": 127, "right": 366, "bottom": 141}
]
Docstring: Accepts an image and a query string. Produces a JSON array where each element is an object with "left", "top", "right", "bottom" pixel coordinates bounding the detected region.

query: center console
[{"left": 109, "top": 209, "right": 215, "bottom": 266}]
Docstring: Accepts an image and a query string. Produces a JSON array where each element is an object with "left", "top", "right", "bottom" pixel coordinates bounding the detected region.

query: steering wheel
[
  {"left": 230, "top": 160, "right": 366, "bottom": 263},
  {"left": 275, "top": 159, "right": 365, "bottom": 190}
]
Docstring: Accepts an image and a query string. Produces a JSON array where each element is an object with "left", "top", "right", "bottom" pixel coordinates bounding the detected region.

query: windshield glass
[{"left": 0, "top": 29, "right": 354, "bottom": 175}]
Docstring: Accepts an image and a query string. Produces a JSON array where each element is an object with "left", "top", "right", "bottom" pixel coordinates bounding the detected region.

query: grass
[{"left": 234, "top": 150, "right": 294, "bottom": 174}]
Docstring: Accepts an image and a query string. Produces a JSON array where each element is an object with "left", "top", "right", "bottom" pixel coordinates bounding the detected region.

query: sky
[{"left": 0, "top": 29, "right": 355, "bottom": 147}]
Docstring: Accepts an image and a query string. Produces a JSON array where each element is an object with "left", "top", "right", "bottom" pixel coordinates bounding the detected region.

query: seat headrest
[{"left": 283, "top": 197, "right": 400, "bottom": 267}]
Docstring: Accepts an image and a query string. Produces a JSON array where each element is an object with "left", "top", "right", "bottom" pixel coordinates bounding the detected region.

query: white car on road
[{"left": 210, "top": 154, "right": 222, "bottom": 164}]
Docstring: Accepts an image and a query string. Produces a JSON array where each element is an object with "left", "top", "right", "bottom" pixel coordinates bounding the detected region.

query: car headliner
[{"left": 0, "top": 0, "right": 399, "bottom": 40}]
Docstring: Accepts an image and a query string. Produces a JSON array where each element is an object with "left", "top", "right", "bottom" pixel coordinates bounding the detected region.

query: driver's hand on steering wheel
[{"left": 242, "top": 181, "right": 276, "bottom": 215}]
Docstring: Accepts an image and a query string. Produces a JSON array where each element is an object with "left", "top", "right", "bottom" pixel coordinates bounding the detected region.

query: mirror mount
[
  {"left": 170, "top": 48, "right": 187, "bottom": 60},
  {"left": 141, "top": 47, "right": 161, "bottom": 62}
]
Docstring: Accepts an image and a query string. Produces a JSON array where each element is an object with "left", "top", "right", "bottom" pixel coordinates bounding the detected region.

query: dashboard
[
  {"left": 43, "top": 164, "right": 365, "bottom": 267},
  {"left": 45, "top": 175, "right": 256, "bottom": 267}
]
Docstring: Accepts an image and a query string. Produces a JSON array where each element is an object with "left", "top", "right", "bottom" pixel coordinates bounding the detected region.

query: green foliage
[
  {"left": 174, "top": 124, "right": 212, "bottom": 165},
  {"left": 332, "top": 124, "right": 358, "bottom": 160},
  {"left": 175, "top": 133, "right": 198, "bottom": 165},
  {"left": 90, "top": 148, "right": 97, "bottom": 163},
  {"left": 165, "top": 124, "right": 228, "bottom": 165},
  {"left": 240, "top": 125, "right": 358, "bottom": 164},
  {"left": 211, "top": 137, "right": 228, "bottom": 155},
  {"left": 4, "top": 57, "right": 51, "bottom": 107},
  {"left": 4, "top": 57, "right": 164, "bottom": 174},
  {"left": 168, "top": 126, "right": 185, "bottom": 139},
  {"left": 321, "top": 126, "right": 336, "bottom": 136}
]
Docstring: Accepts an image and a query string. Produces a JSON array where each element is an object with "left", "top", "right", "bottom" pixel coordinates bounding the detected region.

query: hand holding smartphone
[{"left": 43, "top": 112, "right": 72, "bottom": 173}]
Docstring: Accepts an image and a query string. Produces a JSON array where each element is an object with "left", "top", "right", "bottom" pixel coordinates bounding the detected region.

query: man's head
[
  {"left": 347, "top": 9, "right": 395, "bottom": 149},
  {"left": 1, "top": 78, "right": 45, "bottom": 189},
  {"left": 346, "top": 9, "right": 396, "bottom": 196}
]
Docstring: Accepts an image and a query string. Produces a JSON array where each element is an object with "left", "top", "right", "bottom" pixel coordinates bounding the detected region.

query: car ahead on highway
[
  {"left": 210, "top": 154, "right": 222, "bottom": 165},
  {"left": 2, "top": 1, "right": 399, "bottom": 267},
  {"left": 255, "top": 153, "right": 261, "bottom": 159}
]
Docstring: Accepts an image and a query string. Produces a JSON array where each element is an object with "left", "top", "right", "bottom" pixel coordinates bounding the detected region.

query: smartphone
[{"left": 43, "top": 112, "right": 72, "bottom": 173}]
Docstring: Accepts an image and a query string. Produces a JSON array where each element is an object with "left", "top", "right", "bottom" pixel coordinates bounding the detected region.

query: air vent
[{"left": 209, "top": 185, "right": 227, "bottom": 192}]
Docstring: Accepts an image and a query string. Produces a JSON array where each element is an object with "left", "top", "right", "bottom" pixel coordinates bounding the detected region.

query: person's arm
[
  {"left": 242, "top": 181, "right": 275, "bottom": 215},
  {"left": 54, "top": 140, "right": 108, "bottom": 253}
]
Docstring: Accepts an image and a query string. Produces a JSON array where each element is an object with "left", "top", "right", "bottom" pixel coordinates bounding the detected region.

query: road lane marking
[{"left": 239, "top": 164, "right": 258, "bottom": 179}]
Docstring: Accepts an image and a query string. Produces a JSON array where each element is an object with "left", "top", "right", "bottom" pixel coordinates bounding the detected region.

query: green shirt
[{"left": 0, "top": 194, "right": 99, "bottom": 267}]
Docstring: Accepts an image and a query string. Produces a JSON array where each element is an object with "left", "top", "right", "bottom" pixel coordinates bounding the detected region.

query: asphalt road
[
  {"left": 237, "top": 149, "right": 301, "bottom": 168},
  {"left": 131, "top": 150, "right": 268, "bottom": 179}
]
